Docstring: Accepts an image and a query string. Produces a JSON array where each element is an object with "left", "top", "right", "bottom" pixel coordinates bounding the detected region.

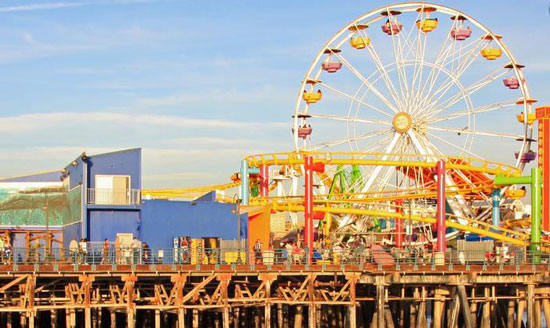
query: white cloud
[
  {"left": 0, "top": 112, "right": 286, "bottom": 134},
  {"left": 0, "top": 0, "right": 164, "bottom": 13}
]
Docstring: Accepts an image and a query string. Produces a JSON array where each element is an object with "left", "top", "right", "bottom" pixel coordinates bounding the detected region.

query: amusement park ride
[
  {"left": 4, "top": 4, "right": 550, "bottom": 328},
  {"left": 143, "top": 3, "right": 550, "bottom": 262}
]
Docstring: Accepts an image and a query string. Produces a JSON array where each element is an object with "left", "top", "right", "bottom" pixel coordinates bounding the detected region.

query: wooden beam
[
  {"left": 457, "top": 285, "right": 474, "bottom": 328},
  {"left": 447, "top": 289, "right": 460, "bottom": 328},
  {"left": 376, "top": 284, "right": 385, "bottom": 328},
  {"left": 527, "top": 284, "right": 534, "bottom": 328},
  {"left": 0, "top": 275, "right": 28, "bottom": 293},
  {"left": 155, "top": 310, "right": 161, "bottom": 328},
  {"left": 182, "top": 274, "right": 218, "bottom": 304}
]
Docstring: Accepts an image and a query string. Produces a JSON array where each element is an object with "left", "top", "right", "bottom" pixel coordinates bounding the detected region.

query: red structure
[
  {"left": 435, "top": 161, "right": 446, "bottom": 252},
  {"left": 259, "top": 165, "right": 269, "bottom": 197},
  {"left": 395, "top": 199, "right": 404, "bottom": 249},
  {"left": 537, "top": 107, "right": 550, "bottom": 233},
  {"left": 304, "top": 156, "right": 325, "bottom": 264}
]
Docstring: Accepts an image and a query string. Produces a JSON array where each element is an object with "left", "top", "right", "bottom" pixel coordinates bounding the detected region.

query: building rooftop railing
[{"left": 87, "top": 188, "right": 141, "bottom": 205}]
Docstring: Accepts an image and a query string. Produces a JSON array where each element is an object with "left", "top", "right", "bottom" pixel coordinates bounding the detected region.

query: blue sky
[{"left": 0, "top": 0, "right": 549, "bottom": 187}]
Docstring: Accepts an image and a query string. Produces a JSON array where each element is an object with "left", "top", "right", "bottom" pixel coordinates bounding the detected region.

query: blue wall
[
  {"left": 66, "top": 148, "right": 141, "bottom": 190},
  {"left": 87, "top": 149, "right": 141, "bottom": 189},
  {"left": 64, "top": 148, "right": 142, "bottom": 239},
  {"left": 140, "top": 199, "right": 248, "bottom": 249},
  {"left": 88, "top": 210, "right": 140, "bottom": 242},
  {"left": 0, "top": 171, "right": 63, "bottom": 182},
  {"left": 62, "top": 222, "right": 81, "bottom": 248}
]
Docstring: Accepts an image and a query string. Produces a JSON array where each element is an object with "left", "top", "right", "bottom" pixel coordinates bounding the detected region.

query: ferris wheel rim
[{"left": 292, "top": 2, "right": 534, "bottom": 169}]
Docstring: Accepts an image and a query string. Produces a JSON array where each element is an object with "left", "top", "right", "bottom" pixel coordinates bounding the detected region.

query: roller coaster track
[
  {"left": 142, "top": 151, "right": 542, "bottom": 246},
  {"left": 244, "top": 152, "right": 522, "bottom": 177},
  {"left": 267, "top": 202, "right": 538, "bottom": 246}
]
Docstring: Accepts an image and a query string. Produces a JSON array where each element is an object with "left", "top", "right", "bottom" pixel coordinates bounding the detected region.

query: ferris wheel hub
[{"left": 392, "top": 112, "right": 413, "bottom": 134}]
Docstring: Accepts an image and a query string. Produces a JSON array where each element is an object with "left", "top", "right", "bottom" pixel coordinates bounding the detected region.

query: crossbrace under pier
[{"left": 0, "top": 263, "right": 548, "bottom": 328}]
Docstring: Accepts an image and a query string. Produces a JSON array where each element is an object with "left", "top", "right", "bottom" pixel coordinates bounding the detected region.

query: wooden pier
[{"left": 0, "top": 263, "right": 548, "bottom": 328}]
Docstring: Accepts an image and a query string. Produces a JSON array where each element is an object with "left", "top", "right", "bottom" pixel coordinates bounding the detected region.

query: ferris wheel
[{"left": 292, "top": 2, "right": 535, "bottom": 219}]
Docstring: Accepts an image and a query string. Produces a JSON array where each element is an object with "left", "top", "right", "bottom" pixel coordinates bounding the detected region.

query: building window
[{"left": 94, "top": 175, "right": 131, "bottom": 205}]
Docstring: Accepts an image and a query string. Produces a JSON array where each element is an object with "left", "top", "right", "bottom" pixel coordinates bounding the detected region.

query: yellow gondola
[
  {"left": 350, "top": 36, "right": 371, "bottom": 49},
  {"left": 480, "top": 47, "right": 502, "bottom": 60},
  {"left": 416, "top": 18, "right": 438, "bottom": 32},
  {"left": 303, "top": 90, "right": 322, "bottom": 104},
  {"left": 516, "top": 112, "right": 536, "bottom": 124}
]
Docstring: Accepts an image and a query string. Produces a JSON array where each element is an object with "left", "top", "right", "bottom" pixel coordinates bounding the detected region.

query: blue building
[{"left": 0, "top": 148, "right": 247, "bottom": 252}]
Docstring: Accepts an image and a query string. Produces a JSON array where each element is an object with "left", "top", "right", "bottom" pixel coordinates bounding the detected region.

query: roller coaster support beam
[
  {"left": 260, "top": 165, "right": 269, "bottom": 197},
  {"left": 304, "top": 156, "right": 325, "bottom": 264},
  {"left": 240, "top": 160, "right": 259, "bottom": 205},
  {"left": 495, "top": 168, "right": 541, "bottom": 255},
  {"left": 395, "top": 199, "right": 404, "bottom": 249},
  {"left": 536, "top": 107, "right": 550, "bottom": 235},
  {"left": 435, "top": 161, "right": 446, "bottom": 254},
  {"left": 491, "top": 189, "right": 501, "bottom": 228}
]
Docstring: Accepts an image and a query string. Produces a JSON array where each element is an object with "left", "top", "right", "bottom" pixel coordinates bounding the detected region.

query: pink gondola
[
  {"left": 450, "top": 27, "right": 472, "bottom": 41},
  {"left": 293, "top": 125, "right": 312, "bottom": 139},
  {"left": 381, "top": 21, "right": 403, "bottom": 35},
  {"left": 321, "top": 62, "right": 342, "bottom": 73},
  {"left": 503, "top": 77, "right": 520, "bottom": 89}
]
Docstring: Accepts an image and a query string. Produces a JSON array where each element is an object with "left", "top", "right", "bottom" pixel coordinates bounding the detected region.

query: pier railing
[{"left": 0, "top": 245, "right": 545, "bottom": 269}]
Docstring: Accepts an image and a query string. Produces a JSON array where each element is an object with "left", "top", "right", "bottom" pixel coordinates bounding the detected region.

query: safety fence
[{"left": 0, "top": 245, "right": 546, "bottom": 269}]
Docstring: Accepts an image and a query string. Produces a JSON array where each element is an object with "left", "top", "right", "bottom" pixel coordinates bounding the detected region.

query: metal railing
[
  {"left": 87, "top": 188, "right": 141, "bottom": 205},
  {"left": 0, "top": 245, "right": 546, "bottom": 269}
]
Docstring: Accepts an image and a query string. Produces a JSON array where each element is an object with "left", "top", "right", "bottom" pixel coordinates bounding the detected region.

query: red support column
[
  {"left": 304, "top": 156, "right": 314, "bottom": 264},
  {"left": 436, "top": 161, "right": 446, "bottom": 253},
  {"left": 395, "top": 199, "right": 403, "bottom": 249},
  {"left": 260, "top": 165, "right": 269, "bottom": 197},
  {"left": 536, "top": 107, "right": 550, "bottom": 234}
]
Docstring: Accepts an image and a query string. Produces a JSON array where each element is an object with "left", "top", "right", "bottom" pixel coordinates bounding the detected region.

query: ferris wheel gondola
[{"left": 290, "top": 2, "right": 535, "bottom": 242}]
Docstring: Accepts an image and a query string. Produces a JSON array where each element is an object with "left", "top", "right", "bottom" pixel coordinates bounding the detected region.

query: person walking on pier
[
  {"left": 79, "top": 238, "right": 88, "bottom": 264},
  {"left": 254, "top": 239, "right": 263, "bottom": 265},
  {"left": 0, "top": 236, "right": 4, "bottom": 264},
  {"left": 69, "top": 238, "right": 78, "bottom": 264},
  {"left": 3, "top": 236, "right": 11, "bottom": 265},
  {"left": 101, "top": 238, "right": 110, "bottom": 264},
  {"left": 132, "top": 237, "right": 141, "bottom": 264}
]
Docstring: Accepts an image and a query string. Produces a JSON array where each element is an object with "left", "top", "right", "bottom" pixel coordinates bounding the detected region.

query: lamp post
[{"left": 232, "top": 194, "right": 242, "bottom": 263}]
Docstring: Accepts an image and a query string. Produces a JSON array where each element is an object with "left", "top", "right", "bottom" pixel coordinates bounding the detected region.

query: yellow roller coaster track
[
  {"left": 268, "top": 202, "right": 542, "bottom": 247},
  {"left": 244, "top": 151, "right": 521, "bottom": 177},
  {"left": 142, "top": 151, "right": 539, "bottom": 246}
]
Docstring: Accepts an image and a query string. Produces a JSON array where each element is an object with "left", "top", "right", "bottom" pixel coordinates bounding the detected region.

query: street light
[{"left": 232, "top": 194, "right": 242, "bottom": 263}]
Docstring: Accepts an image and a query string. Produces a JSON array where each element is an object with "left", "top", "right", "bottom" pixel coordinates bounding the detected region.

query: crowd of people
[
  {"left": 0, "top": 235, "right": 12, "bottom": 264},
  {"left": 68, "top": 237, "right": 151, "bottom": 265},
  {"left": 254, "top": 236, "right": 524, "bottom": 266}
]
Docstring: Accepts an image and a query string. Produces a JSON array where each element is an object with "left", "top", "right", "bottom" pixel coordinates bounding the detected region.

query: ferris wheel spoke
[
  {"left": 410, "top": 31, "right": 429, "bottom": 113},
  {"left": 425, "top": 68, "right": 509, "bottom": 118},
  {"left": 427, "top": 99, "right": 517, "bottom": 124},
  {"left": 310, "top": 128, "right": 391, "bottom": 151},
  {"left": 320, "top": 82, "right": 394, "bottom": 118},
  {"left": 426, "top": 131, "right": 484, "bottom": 159},
  {"left": 423, "top": 38, "right": 485, "bottom": 109},
  {"left": 428, "top": 126, "right": 524, "bottom": 140},
  {"left": 333, "top": 53, "right": 400, "bottom": 113},
  {"left": 417, "top": 20, "right": 460, "bottom": 109},
  {"left": 309, "top": 113, "right": 392, "bottom": 126},
  {"left": 359, "top": 133, "right": 401, "bottom": 194},
  {"left": 418, "top": 36, "right": 484, "bottom": 111},
  {"left": 365, "top": 39, "right": 404, "bottom": 109},
  {"left": 384, "top": 10, "right": 410, "bottom": 107}
]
